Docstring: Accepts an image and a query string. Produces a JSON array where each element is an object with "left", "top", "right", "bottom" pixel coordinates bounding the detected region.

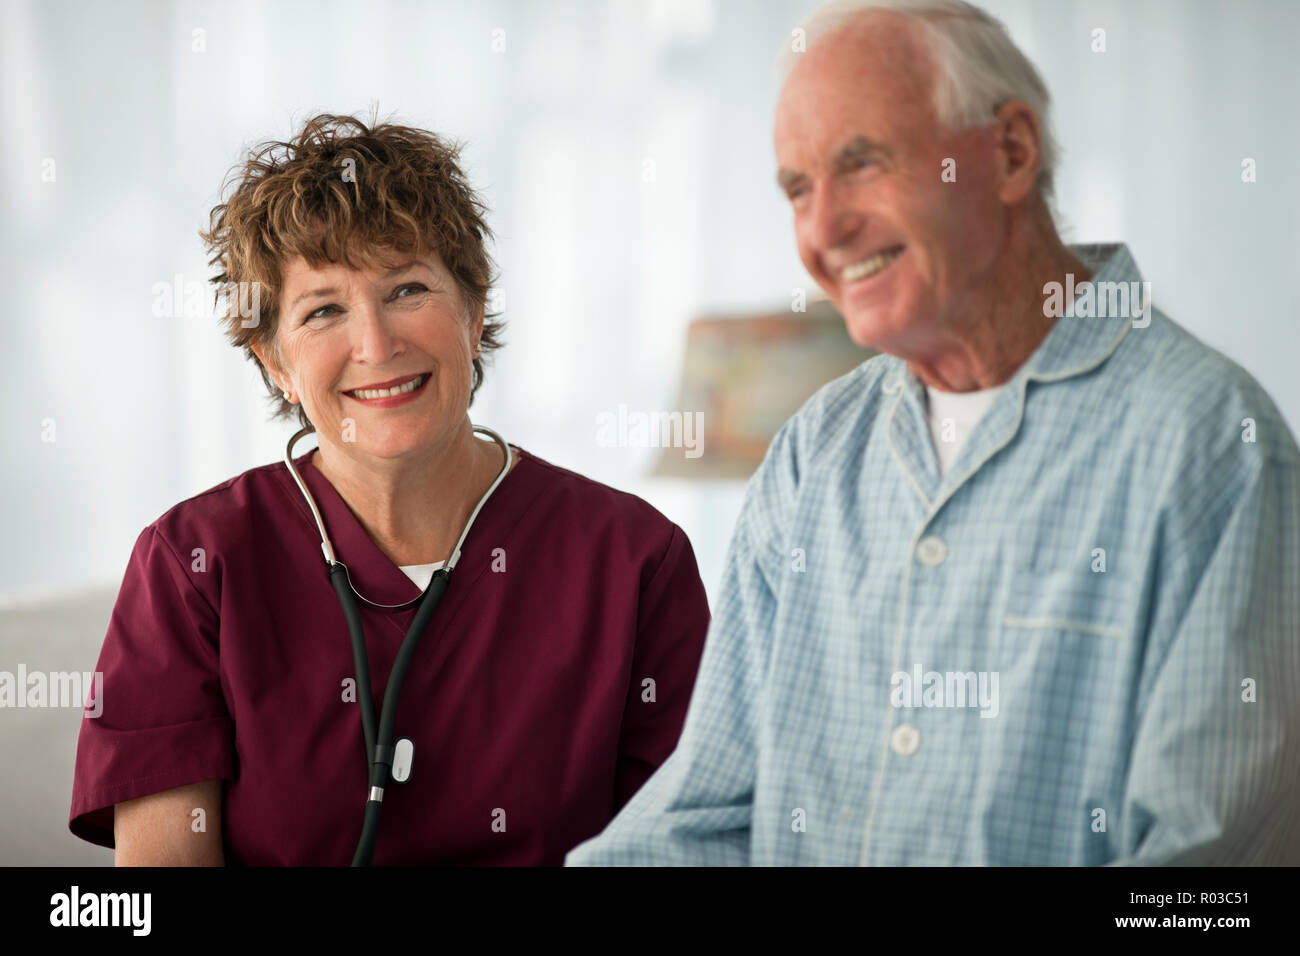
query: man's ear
[{"left": 991, "top": 99, "right": 1042, "bottom": 205}]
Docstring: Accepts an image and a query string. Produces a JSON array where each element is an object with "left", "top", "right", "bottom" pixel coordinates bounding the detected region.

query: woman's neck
[{"left": 312, "top": 424, "right": 510, "bottom": 567}]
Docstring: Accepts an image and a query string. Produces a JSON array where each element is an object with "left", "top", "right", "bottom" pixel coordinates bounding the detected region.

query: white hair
[{"left": 776, "top": 0, "right": 1060, "bottom": 201}]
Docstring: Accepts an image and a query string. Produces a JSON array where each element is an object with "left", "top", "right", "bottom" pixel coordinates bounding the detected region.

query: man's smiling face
[{"left": 774, "top": 12, "right": 1009, "bottom": 357}]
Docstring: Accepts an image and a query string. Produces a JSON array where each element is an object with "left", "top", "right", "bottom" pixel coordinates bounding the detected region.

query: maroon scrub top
[{"left": 68, "top": 444, "right": 710, "bottom": 865}]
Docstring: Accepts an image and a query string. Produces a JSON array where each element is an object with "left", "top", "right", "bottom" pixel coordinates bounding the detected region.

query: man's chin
[{"left": 841, "top": 309, "right": 903, "bottom": 352}]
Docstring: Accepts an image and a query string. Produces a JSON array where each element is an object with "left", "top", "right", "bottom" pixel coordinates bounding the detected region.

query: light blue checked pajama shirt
[{"left": 568, "top": 243, "right": 1300, "bottom": 866}]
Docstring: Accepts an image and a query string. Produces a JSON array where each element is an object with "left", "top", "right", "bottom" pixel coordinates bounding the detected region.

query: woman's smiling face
[{"left": 257, "top": 248, "right": 482, "bottom": 462}]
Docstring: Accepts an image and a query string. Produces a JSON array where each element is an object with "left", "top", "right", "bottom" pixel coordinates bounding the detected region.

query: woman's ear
[
  {"left": 251, "top": 341, "right": 289, "bottom": 394},
  {"left": 469, "top": 301, "right": 485, "bottom": 355}
]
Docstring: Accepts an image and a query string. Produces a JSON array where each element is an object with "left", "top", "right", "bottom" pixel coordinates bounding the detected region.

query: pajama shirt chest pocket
[{"left": 1003, "top": 569, "right": 1129, "bottom": 640}]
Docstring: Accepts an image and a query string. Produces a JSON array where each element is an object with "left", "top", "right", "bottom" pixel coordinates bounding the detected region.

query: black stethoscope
[{"left": 283, "top": 423, "right": 513, "bottom": 866}]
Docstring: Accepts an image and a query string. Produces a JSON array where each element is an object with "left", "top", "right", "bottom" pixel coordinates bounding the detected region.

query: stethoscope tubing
[
  {"left": 284, "top": 423, "right": 512, "bottom": 866},
  {"left": 349, "top": 565, "right": 449, "bottom": 866}
]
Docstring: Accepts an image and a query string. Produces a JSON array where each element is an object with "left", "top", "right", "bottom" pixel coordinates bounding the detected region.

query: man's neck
[{"left": 905, "top": 208, "right": 1093, "bottom": 392}]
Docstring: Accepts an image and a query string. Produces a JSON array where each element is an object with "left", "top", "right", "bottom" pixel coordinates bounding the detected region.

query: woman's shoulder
[
  {"left": 145, "top": 459, "right": 302, "bottom": 548},
  {"left": 510, "top": 446, "right": 683, "bottom": 542}
]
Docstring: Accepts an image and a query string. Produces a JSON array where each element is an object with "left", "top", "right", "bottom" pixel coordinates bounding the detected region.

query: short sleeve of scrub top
[{"left": 68, "top": 445, "right": 711, "bottom": 865}]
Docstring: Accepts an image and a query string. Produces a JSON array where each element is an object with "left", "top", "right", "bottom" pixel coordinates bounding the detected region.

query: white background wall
[{"left": 3, "top": 0, "right": 1298, "bottom": 607}]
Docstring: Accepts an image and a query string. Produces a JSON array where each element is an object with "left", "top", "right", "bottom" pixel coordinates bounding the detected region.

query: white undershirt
[
  {"left": 924, "top": 383, "right": 1006, "bottom": 477},
  {"left": 393, "top": 442, "right": 515, "bottom": 591},
  {"left": 398, "top": 560, "right": 445, "bottom": 592}
]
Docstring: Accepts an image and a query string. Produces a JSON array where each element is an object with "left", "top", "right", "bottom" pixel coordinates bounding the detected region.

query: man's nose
[{"left": 805, "top": 179, "right": 862, "bottom": 253}]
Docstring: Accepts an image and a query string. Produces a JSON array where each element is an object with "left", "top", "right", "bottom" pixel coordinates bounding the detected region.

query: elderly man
[{"left": 567, "top": 0, "right": 1300, "bottom": 866}]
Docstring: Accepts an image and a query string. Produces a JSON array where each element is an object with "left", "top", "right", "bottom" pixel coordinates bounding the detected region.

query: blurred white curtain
[{"left": 2, "top": 0, "right": 1297, "bottom": 604}]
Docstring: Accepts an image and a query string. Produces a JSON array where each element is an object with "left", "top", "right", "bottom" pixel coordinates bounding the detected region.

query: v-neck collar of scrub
[{"left": 280, "top": 443, "right": 531, "bottom": 609}]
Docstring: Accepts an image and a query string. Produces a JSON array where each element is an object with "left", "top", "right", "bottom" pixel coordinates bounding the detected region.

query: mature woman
[{"left": 68, "top": 114, "right": 711, "bottom": 865}]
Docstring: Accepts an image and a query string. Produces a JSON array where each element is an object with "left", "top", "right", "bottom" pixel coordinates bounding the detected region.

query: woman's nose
[{"left": 350, "top": 302, "right": 400, "bottom": 362}]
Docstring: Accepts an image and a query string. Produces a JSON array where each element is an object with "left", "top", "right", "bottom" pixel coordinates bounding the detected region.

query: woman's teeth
[
  {"left": 349, "top": 374, "right": 426, "bottom": 400},
  {"left": 842, "top": 246, "right": 904, "bottom": 283}
]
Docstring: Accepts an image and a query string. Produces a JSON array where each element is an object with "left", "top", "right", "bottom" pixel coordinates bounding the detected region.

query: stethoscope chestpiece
[{"left": 391, "top": 738, "right": 414, "bottom": 784}]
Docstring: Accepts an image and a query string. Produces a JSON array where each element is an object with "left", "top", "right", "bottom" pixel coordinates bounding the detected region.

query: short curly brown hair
[{"left": 199, "top": 111, "right": 504, "bottom": 428}]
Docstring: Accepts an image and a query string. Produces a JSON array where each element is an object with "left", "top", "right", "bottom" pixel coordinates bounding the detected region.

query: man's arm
[
  {"left": 1109, "top": 442, "right": 1300, "bottom": 864},
  {"left": 567, "top": 424, "right": 799, "bottom": 865}
]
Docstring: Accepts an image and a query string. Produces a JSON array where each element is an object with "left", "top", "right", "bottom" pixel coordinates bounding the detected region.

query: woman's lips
[
  {"left": 343, "top": 372, "right": 430, "bottom": 406},
  {"left": 344, "top": 371, "right": 426, "bottom": 393}
]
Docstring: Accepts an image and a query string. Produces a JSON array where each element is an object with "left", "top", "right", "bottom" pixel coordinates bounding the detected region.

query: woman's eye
[
  {"left": 306, "top": 304, "right": 338, "bottom": 320},
  {"left": 395, "top": 282, "right": 429, "bottom": 298}
]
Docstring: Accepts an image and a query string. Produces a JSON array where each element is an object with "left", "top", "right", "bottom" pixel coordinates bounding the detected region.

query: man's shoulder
[
  {"left": 778, "top": 352, "right": 897, "bottom": 455},
  {"left": 1121, "top": 309, "right": 1269, "bottom": 405},
  {"left": 1110, "top": 309, "right": 1299, "bottom": 466},
  {"left": 730, "top": 354, "right": 893, "bottom": 530}
]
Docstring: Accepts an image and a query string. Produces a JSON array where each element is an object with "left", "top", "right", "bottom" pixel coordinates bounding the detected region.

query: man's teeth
[
  {"left": 842, "top": 247, "right": 904, "bottom": 282},
  {"left": 350, "top": 375, "right": 425, "bottom": 400}
]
